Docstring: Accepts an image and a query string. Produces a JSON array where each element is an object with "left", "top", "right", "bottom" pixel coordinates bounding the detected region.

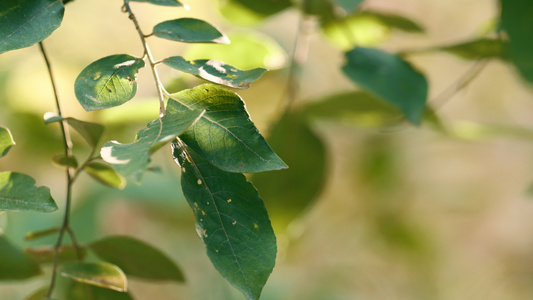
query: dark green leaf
[
  {"left": 333, "top": 0, "right": 363, "bottom": 13},
  {"left": 52, "top": 154, "right": 78, "bottom": 168},
  {"left": 153, "top": 18, "right": 229, "bottom": 44},
  {"left": 130, "top": 0, "right": 183, "bottom": 7},
  {"left": 168, "top": 84, "right": 287, "bottom": 173},
  {"left": 162, "top": 56, "right": 267, "bottom": 89},
  {"left": 0, "top": 235, "right": 41, "bottom": 280},
  {"left": 500, "top": 0, "right": 533, "bottom": 83},
  {"left": 26, "top": 245, "right": 86, "bottom": 264},
  {"left": 75, "top": 55, "right": 145, "bottom": 111},
  {"left": 25, "top": 227, "right": 60, "bottom": 241},
  {"left": 67, "top": 281, "right": 134, "bottom": 300},
  {"left": 0, "top": 126, "right": 15, "bottom": 157},
  {"left": 229, "top": 0, "right": 292, "bottom": 17},
  {"left": 0, "top": 0, "right": 64, "bottom": 54},
  {"left": 59, "top": 262, "right": 127, "bottom": 292},
  {"left": 85, "top": 162, "right": 126, "bottom": 189},
  {"left": 0, "top": 172, "right": 57, "bottom": 212},
  {"left": 172, "top": 143, "right": 276, "bottom": 300},
  {"left": 45, "top": 115, "right": 105, "bottom": 147},
  {"left": 251, "top": 112, "right": 326, "bottom": 230},
  {"left": 438, "top": 38, "right": 506, "bottom": 60},
  {"left": 342, "top": 47, "right": 428, "bottom": 124},
  {"left": 89, "top": 235, "right": 184, "bottom": 282},
  {"left": 100, "top": 109, "right": 203, "bottom": 181}
]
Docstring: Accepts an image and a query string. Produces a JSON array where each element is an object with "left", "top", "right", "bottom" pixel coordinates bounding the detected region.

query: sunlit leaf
[
  {"left": 153, "top": 18, "right": 229, "bottom": 44},
  {"left": 26, "top": 245, "right": 86, "bottom": 264},
  {"left": 89, "top": 235, "right": 184, "bottom": 282},
  {"left": 130, "top": 0, "right": 183, "bottom": 6},
  {"left": 342, "top": 47, "right": 428, "bottom": 124},
  {"left": 45, "top": 115, "right": 105, "bottom": 147},
  {"left": 0, "top": 172, "right": 57, "bottom": 212},
  {"left": 0, "top": 126, "right": 15, "bottom": 157},
  {"left": 333, "top": 0, "right": 363, "bottom": 13},
  {"left": 67, "top": 281, "right": 134, "bottom": 300},
  {"left": 0, "top": 0, "right": 64, "bottom": 54},
  {"left": 172, "top": 142, "right": 276, "bottom": 300},
  {"left": 0, "top": 235, "right": 41, "bottom": 280},
  {"left": 251, "top": 112, "right": 326, "bottom": 230},
  {"left": 25, "top": 227, "right": 60, "bottom": 241},
  {"left": 59, "top": 262, "right": 127, "bottom": 292},
  {"left": 163, "top": 56, "right": 267, "bottom": 89},
  {"left": 85, "top": 162, "right": 126, "bottom": 190},
  {"left": 75, "top": 55, "right": 145, "bottom": 111},
  {"left": 168, "top": 84, "right": 287, "bottom": 173},
  {"left": 438, "top": 38, "right": 506, "bottom": 60},
  {"left": 100, "top": 109, "right": 203, "bottom": 181}
]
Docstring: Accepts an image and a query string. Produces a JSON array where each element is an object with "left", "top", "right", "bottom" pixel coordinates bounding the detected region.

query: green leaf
[
  {"left": 52, "top": 154, "right": 78, "bottom": 168},
  {"left": 501, "top": 0, "right": 533, "bottom": 84},
  {"left": 342, "top": 47, "right": 428, "bottom": 124},
  {"left": 364, "top": 11, "right": 425, "bottom": 33},
  {"left": 45, "top": 114, "right": 105, "bottom": 147},
  {"left": 26, "top": 245, "right": 86, "bottom": 264},
  {"left": 153, "top": 18, "right": 229, "bottom": 44},
  {"left": 89, "top": 235, "right": 184, "bottom": 282},
  {"left": 67, "top": 281, "right": 134, "bottom": 300},
  {"left": 0, "top": 126, "right": 15, "bottom": 157},
  {"left": 75, "top": 55, "right": 145, "bottom": 111},
  {"left": 0, "top": 0, "right": 65, "bottom": 54},
  {"left": 228, "top": 0, "right": 292, "bottom": 17},
  {"left": 162, "top": 56, "right": 267, "bottom": 89},
  {"left": 24, "top": 227, "right": 60, "bottom": 241},
  {"left": 438, "top": 38, "right": 506, "bottom": 60},
  {"left": 100, "top": 109, "right": 203, "bottom": 181},
  {"left": 333, "top": 0, "right": 363, "bottom": 13},
  {"left": 172, "top": 142, "right": 276, "bottom": 300},
  {"left": 130, "top": 0, "right": 183, "bottom": 7},
  {"left": 251, "top": 112, "right": 327, "bottom": 230},
  {"left": 24, "top": 286, "right": 49, "bottom": 300},
  {"left": 168, "top": 84, "right": 287, "bottom": 173},
  {"left": 0, "top": 172, "right": 57, "bottom": 212},
  {"left": 0, "top": 235, "right": 41, "bottom": 280},
  {"left": 59, "top": 262, "right": 127, "bottom": 292},
  {"left": 85, "top": 162, "right": 126, "bottom": 190}
]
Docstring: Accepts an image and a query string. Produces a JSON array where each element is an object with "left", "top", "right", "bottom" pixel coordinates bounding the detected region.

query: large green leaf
[
  {"left": 85, "top": 162, "right": 126, "bottom": 190},
  {"left": 59, "top": 262, "right": 127, "bottom": 292},
  {"left": 0, "top": 172, "right": 57, "bottom": 212},
  {"left": 251, "top": 112, "right": 327, "bottom": 230},
  {"left": 162, "top": 56, "right": 267, "bottom": 89},
  {"left": 0, "top": 126, "right": 15, "bottom": 157},
  {"left": 153, "top": 18, "right": 229, "bottom": 44},
  {"left": 0, "top": 236, "right": 41, "bottom": 280},
  {"left": 172, "top": 142, "right": 276, "bottom": 300},
  {"left": 130, "top": 0, "right": 183, "bottom": 6},
  {"left": 67, "top": 281, "right": 134, "bottom": 300},
  {"left": 168, "top": 84, "right": 287, "bottom": 173},
  {"left": 75, "top": 55, "right": 145, "bottom": 111},
  {"left": 342, "top": 47, "right": 428, "bottom": 124},
  {"left": 89, "top": 235, "right": 184, "bottom": 282},
  {"left": 0, "top": 0, "right": 64, "bottom": 54},
  {"left": 45, "top": 115, "right": 105, "bottom": 147},
  {"left": 100, "top": 109, "right": 203, "bottom": 180},
  {"left": 333, "top": 0, "right": 363, "bottom": 13},
  {"left": 500, "top": 0, "right": 533, "bottom": 84}
]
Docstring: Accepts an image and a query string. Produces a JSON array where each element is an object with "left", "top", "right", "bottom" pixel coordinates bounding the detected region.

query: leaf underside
[
  {"left": 153, "top": 18, "right": 230, "bottom": 44},
  {"left": 0, "top": 172, "right": 57, "bottom": 212}
]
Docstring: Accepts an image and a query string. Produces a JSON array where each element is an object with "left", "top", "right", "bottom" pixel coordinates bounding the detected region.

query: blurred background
[{"left": 2, "top": 0, "right": 533, "bottom": 299}]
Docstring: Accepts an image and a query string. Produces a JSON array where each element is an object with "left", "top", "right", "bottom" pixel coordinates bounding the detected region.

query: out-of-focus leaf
[
  {"left": 0, "top": 126, "right": 15, "bottom": 157},
  {"left": 333, "top": 0, "right": 363, "bottom": 13},
  {"left": 52, "top": 154, "right": 78, "bottom": 168},
  {"left": 364, "top": 11, "right": 425, "bottom": 33},
  {"left": 227, "top": 0, "right": 292, "bottom": 17},
  {"left": 85, "top": 162, "right": 126, "bottom": 190},
  {"left": 184, "top": 32, "right": 287, "bottom": 70},
  {"left": 75, "top": 55, "right": 145, "bottom": 111},
  {"left": 67, "top": 281, "right": 134, "bottom": 300},
  {"left": 59, "top": 262, "right": 127, "bottom": 292},
  {"left": 153, "top": 18, "right": 229, "bottom": 44},
  {"left": 0, "top": 0, "right": 64, "bottom": 54},
  {"left": 162, "top": 56, "right": 267, "bottom": 89},
  {"left": 26, "top": 245, "right": 86, "bottom": 264},
  {"left": 500, "top": 0, "right": 533, "bottom": 85},
  {"left": 251, "top": 111, "right": 326, "bottom": 230},
  {"left": 173, "top": 142, "right": 276, "bottom": 300},
  {"left": 130, "top": 0, "right": 183, "bottom": 6},
  {"left": 448, "top": 121, "right": 533, "bottom": 141},
  {"left": 438, "top": 38, "right": 506, "bottom": 60},
  {"left": 302, "top": 0, "right": 335, "bottom": 17},
  {"left": 342, "top": 47, "right": 428, "bottom": 124},
  {"left": 24, "top": 286, "right": 50, "bottom": 300},
  {"left": 168, "top": 84, "right": 287, "bottom": 173},
  {"left": 100, "top": 109, "right": 203, "bottom": 181},
  {"left": 24, "top": 227, "right": 60, "bottom": 241},
  {"left": 218, "top": 0, "right": 267, "bottom": 26},
  {"left": 0, "top": 172, "right": 57, "bottom": 212},
  {"left": 44, "top": 115, "right": 105, "bottom": 148},
  {"left": 89, "top": 235, "right": 184, "bottom": 282},
  {"left": 0, "top": 235, "right": 41, "bottom": 280}
]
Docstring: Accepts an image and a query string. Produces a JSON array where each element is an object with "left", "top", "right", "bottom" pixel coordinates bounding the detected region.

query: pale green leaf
[
  {"left": 162, "top": 56, "right": 267, "bottom": 89},
  {"left": 0, "top": 0, "right": 64, "bottom": 54},
  {"left": 168, "top": 84, "right": 287, "bottom": 173},
  {"left": 75, "top": 55, "right": 145, "bottom": 111},
  {"left": 67, "top": 281, "right": 134, "bottom": 300},
  {"left": 52, "top": 154, "right": 78, "bottom": 168},
  {"left": 153, "top": 18, "right": 229, "bottom": 44},
  {"left": 59, "top": 262, "right": 127, "bottom": 292},
  {"left": 85, "top": 162, "right": 126, "bottom": 190},
  {"left": 0, "top": 126, "right": 15, "bottom": 157},
  {"left": 0, "top": 172, "right": 57, "bottom": 212},
  {"left": 26, "top": 245, "right": 86, "bottom": 264},
  {"left": 0, "top": 236, "right": 41, "bottom": 280},
  {"left": 45, "top": 115, "right": 105, "bottom": 147},
  {"left": 173, "top": 143, "right": 276, "bottom": 300},
  {"left": 24, "top": 227, "right": 60, "bottom": 241},
  {"left": 130, "top": 0, "right": 183, "bottom": 7}
]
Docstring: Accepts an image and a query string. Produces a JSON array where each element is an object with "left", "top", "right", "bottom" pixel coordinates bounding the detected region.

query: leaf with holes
[
  {"left": 153, "top": 18, "right": 229, "bottom": 44},
  {"left": 100, "top": 109, "right": 203, "bottom": 181},
  {"left": 162, "top": 56, "right": 267, "bottom": 89},
  {"left": 168, "top": 84, "right": 287, "bottom": 173},
  {"left": 85, "top": 162, "right": 126, "bottom": 189},
  {"left": 0, "top": 0, "right": 65, "bottom": 54},
  {"left": 130, "top": 0, "right": 183, "bottom": 6},
  {"left": 89, "top": 235, "right": 184, "bottom": 282},
  {"left": 0, "top": 172, "right": 57, "bottom": 212},
  {"left": 0, "top": 236, "right": 42, "bottom": 280},
  {"left": 172, "top": 142, "right": 276, "bottom": 300},
  {"left": 59, "top": 262, "right": 127, "bottom": 292},
  {"left": 0, "top": 126, "right": 15, "bottom": 157},
  {"left": 75, "top": 54, "right": 145, "bottom": 111},
  {"left": 342, "top": 47, "right": 428, "bottom": 124}
]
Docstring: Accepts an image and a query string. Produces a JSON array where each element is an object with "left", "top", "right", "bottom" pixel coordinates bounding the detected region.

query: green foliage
[
  {"left": 333, "top": 0, "right": 363, "bottom": 13},
  {"left": 0, "top": 172, "right": 57, "bottom": 212},
  {"left": 59, "top": 262, "right": 127, "bottom": 292},
  {"left": 84, "top": 162, "right": 126, "bottom": 190},
  {"left": 0, "top": 126, "right": 15, "bottom": 157},
  {"left": 130, "top": 0, "right": 183, "bottom": 6},
  {"left": 66, "top": 281, "right": 134, "bottom": 300},
  {"left": 0, "top": 236, "right": 42, "bottom": 280},
  {"left": 153, "top": 18, "right": 230, "bottom": 44},
  {"left": 437, "top": 38, "right": 507, "bottom": 60}
]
